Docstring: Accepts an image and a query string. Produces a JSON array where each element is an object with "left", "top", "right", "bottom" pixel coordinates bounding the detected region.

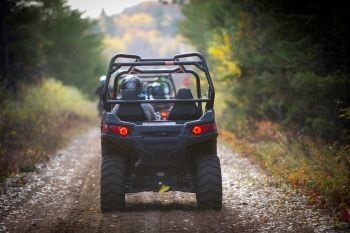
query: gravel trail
[{"left": 0, "top": 128, "right": 343, "bottom": 233}]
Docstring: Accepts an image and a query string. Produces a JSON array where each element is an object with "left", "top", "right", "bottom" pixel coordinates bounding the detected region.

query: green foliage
[
  {"left": 0, "top": 0, "right": 44, "bottom": 88},
  {"left": 182, "top": 0, "right": 350, "bottom": 215},
  {"left": 222, "top": 124, "right": 350, "bottom": 212},
  {"left": 180, "top": 0, "right": 350, "bottom": 140},
  {"left": 0, "top": 79, "right": 95, "bottom": 176},
  {"left": 41, "top": 4, "right": 106, "bottom": 95},
  {"left": 255, "top": 132, "right": 350, "bottom": 208},
  {"left": 0, "top": 0, "right": 105, "bottom": 96}
]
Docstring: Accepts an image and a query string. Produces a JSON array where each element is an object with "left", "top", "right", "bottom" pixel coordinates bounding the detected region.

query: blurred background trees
[
  {"left": 0, "top": 0, "right": 104, "bottom": 177},
  {"left": 2, "top": 0, "right": 349, "bottom": 163},
  {"left": 180, "top": 0, "right": 350, "bottom": 140},
  {"left": 179, "top": 0, "right": 350, "bottom": 212},
  {"left": 2, "top": 0, "right": 349, "bottom": 145},
  {"left": 95, "top": 2, "right": 184, "bottom": 59},
  {"left": 0, "top": 0, "right": 105, "bottom": 95}
]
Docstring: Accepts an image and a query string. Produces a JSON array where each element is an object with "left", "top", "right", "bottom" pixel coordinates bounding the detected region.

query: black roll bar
[
  {"left": 107, "top": 98, "right": 210, "bottom": 104},
  {"left": 102, "top": 53, "right": 215, "bottom": 112}
]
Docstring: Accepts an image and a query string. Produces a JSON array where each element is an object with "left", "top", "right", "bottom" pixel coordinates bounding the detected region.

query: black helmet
[
  {"left": 120, "top": 75, "right": 142, "bottom": 94},
  {"left": 150, "top": 82, "right": 166, "bottom": 99},
  {"left": 99, "top": 75, "right": 106, "bottom": 84}
]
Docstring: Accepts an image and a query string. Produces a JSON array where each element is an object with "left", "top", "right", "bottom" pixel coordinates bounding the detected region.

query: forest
[
  {"left": 0, "top": 0, "right": 105, "bottom": 94},
  {"left": 0, "top": 0, "right": 104, "bottom": 177},
  {"left": 181, "top": 0, "right": 350, "bottom": 140},
  {"left": 179, "top": 0, "right": 350, "bottom": 216}
]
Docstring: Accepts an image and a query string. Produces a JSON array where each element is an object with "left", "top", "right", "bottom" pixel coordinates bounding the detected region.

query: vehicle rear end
[{"left": 100, "top": 53, "right": 222, "bottom": 212}]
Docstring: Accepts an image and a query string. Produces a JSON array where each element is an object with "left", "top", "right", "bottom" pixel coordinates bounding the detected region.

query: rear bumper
[
  {"left": 101, "top": 130, "right": 217, "bottom": 193},
  {"left": 101, "top": 131, "right": 218, "bottom": 167}
]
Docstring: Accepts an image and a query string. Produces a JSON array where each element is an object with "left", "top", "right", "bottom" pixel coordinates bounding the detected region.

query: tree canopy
[
  {"left": 0, "top": 0, "right": 105, "bottom": 95},
  {"left": 180, "top": 0, "right": 350, "bottom": 140}
]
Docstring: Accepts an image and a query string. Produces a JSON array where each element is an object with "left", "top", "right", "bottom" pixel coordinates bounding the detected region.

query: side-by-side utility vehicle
[{"left": 100, "top": 53, "right": 222, "bottom": 212}]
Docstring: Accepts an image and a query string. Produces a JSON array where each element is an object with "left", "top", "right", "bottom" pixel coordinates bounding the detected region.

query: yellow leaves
[
  {"left": 288, "top": 165, "right": 308, "bottom": 189},
  {"left": 9, "top": 130, "right": 16, "bottom": 137},
  {"left": 208, "top": 46, "right": 225, "bottom": 58},
  {"left": 288, "top": 174, "right": 298, "bottom": 188},
  {"left": 208, "top": 33, "right": 231, "bottom": 57},
  {"left": 158, "top": 185, "right": 170, "bottom": 193},
  {"left": 207, "top": 32, "right": 241, "bottom": 78},
  {"left": 223, "top": 119, "right": 350, "bottom": 210},
  {"left": 0, "top": 79, "right": 95, "bottom": 176},
  {"left": 6, "top": 79, "right": 95, "bottom": 124},
  {"left": 115, "top": 13, "right": 155, "bottom": 30},
  {"left": 103, "top": 36, "right": 127, "bottom": 58},
  {"left": 101, "top": 11, "right": 183, "bottom": 59}
]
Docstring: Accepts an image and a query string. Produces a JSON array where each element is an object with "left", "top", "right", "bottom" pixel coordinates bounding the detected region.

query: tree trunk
[{"left": 0, "top": 0, "right": 15, "bottom": 91}]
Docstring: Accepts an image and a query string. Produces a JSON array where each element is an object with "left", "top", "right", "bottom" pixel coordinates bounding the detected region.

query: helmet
[
  {"left": 120, "top": 75, "right": 142, "bottom": 94},
  {"left": 99, "top": 75, "right": 106, "bottom": 84},
  {"left": 150, "top": 82, "right": 166, "bottom": 99}
]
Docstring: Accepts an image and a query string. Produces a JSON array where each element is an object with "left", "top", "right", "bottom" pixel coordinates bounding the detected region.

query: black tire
[
  {"left": 196, "top": 154, "right": 222, "bottom": 210},
  {"left": 100, "top": 156, "right": 125, "bottom": 212}
]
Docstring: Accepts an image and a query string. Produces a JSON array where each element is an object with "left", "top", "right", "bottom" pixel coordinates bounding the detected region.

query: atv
[{"left": 100, "top": 53, "right": 222, "bottom": 212}]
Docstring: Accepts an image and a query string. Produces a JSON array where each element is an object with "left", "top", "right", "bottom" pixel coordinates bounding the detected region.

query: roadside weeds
[{"left": 219, "top": 123, "right": 350, "bottom": 229}]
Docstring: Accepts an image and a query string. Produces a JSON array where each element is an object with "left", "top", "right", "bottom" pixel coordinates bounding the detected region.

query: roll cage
[{"left": 102, "top": 52, "right": 215, "bottom": 113}]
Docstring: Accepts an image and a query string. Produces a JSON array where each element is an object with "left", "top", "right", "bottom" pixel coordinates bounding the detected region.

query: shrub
[{"left": 0, "top": 79, "right": 95, "bottom": 177}]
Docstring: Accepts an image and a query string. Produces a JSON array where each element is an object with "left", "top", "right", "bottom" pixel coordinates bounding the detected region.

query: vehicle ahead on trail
[
  {"left": 121, "top": 73, "right": 177, "bottom": 114},
  {"left": 142, "top": 74, "right": 176, "bottom": 113},
  {"left": 100, "top": 53, "right": 222, "bottom": 212}
]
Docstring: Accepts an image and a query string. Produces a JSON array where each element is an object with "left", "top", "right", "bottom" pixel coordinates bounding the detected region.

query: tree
[
  {"left": 180, "top": 0, "right": 350, "bottom": 139},
  {"left": 0, "top": 0, "right": 45, "bottom": 90},
  {"left": 40, "top": 1, "right": 105, "bottom": 95},
  {"left": 0, "top": 0, "right": 105, "bottom": 96}
]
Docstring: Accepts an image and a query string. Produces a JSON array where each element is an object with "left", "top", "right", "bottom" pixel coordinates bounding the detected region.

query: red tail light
[
  {"left": 101, "top": 123, "right": 129, "bottom": 137},
  {"left": 191, "top": 123, "right": 216, "bottom": 136},
  {"left": 110, "top": 125, "right": 129, "bottom": 137},
  {"left": 161, "top": 112, "right": 167, "bottom": 120},
  {"left": 192, "top": 126, "right": 202, "bottom": 135}
]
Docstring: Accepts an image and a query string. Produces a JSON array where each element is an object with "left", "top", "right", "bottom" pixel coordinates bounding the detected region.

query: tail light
[
  {"left": 191, "top": 122, "right": 217, "bottom": 136},
  {"left": 161, "top": 112, "right": 167, "bottom": 120},
  {"left": 101, "top": 123, "right": 129, "bottom": 137}
]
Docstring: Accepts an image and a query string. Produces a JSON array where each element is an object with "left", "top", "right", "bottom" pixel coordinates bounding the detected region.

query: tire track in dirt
[{"left": 0, "top": 127, "right": 344, "bottom": 233}]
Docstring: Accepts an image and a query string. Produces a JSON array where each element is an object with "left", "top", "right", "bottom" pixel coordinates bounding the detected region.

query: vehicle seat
[
  {"left": 116, "top": 90, "right": 148, "bottom": 121},
  {"left": 167, "top": 88, "right": 201, "bottom": 121}
]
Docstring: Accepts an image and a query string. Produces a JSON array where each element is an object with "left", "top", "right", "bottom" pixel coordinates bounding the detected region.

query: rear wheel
[
  {"left": 196, "top": 154, "right": 222, "bottom": 210},
  {"left": 100, "top": 156, "right": 125, "bottom": 212}
]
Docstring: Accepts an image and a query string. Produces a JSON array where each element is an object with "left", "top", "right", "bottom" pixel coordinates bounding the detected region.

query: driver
[
  {"left": 95, "top": 75, "right": 106, "bottom": 116},
  {"left": 111, "top": 75, "right": 157, "bottom": 121}
]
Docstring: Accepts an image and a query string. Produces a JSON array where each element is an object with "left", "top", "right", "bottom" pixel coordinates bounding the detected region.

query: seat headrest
[
  {"left": 175, "top": 88, "right": 194, "bottom": 99},
  {"left": 121, "top": 90, "right": 140, "bottom": 100},
  {"left": 116, "top": 90, "right": 148, "bottom": 122},
  {"left": 167, "top": 88, "right": 201, "bottom": 121}
]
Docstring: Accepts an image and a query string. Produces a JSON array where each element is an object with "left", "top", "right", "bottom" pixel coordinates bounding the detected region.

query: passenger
[
  {"left": 150, "top": 82, "right": 167, "bottom": 99},
  {"left": 95, "top": 75, "right": 106, "bottom": 116},
  {"left": 111, "top": 75, "right": 157, "bottom": 121}
]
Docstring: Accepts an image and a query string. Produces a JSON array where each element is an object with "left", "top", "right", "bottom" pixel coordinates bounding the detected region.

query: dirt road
[{"left": 0, "top": 128, "right": 343, "bottom": 232}]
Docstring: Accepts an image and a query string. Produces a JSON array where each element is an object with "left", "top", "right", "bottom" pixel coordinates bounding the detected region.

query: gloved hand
[{"left": 155, "top": 112, "right": 162, "bottom": 120}]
